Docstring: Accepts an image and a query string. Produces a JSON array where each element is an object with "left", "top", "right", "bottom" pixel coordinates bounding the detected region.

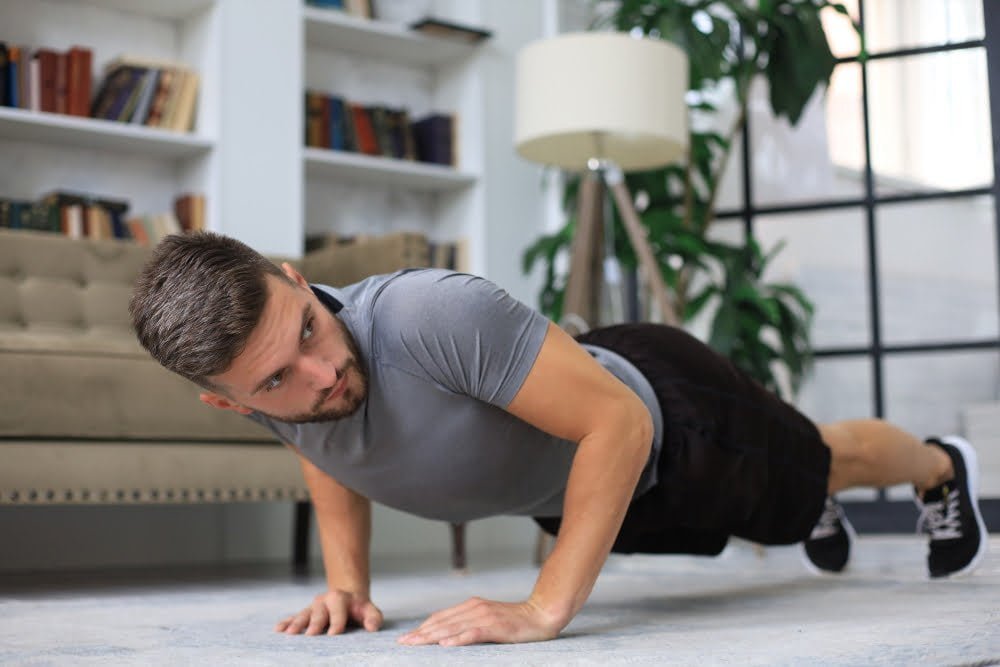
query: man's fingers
[
  {"left": 274, "top": 616, "right": 294, "bottom": 632},
  {"left": 356, "top": 601, "right": 384, "bottom": 632},
  {"left": 305, "top": 600, "right": 331, "bottom": 636},
  {"left": 416, "top": 597, "right": 483, "bottom": 631},
  {"left": 283, "top": 608, "right": 313, "bottom": 634},
  {"left": 325, "top": 596, "right": 350, "bottom": 636}
]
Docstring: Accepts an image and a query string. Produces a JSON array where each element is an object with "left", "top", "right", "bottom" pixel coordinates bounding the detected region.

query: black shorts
[{"left": 534, "top": 323, "right": 831, "bottom": 555}]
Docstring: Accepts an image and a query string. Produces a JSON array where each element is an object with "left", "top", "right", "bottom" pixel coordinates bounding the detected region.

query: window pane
[
  {"left": 796, "top": 356, "right": 874, "bottom": 422},
  {"left": 885, "top": 350, "right": 999, "bottom": 440},
  {"left": 821, "top": 0, "right": 861, "bottom": 59},
  {"left": 863, "top": 0, "right": 984, "bottom": 53},
  {"left": 756, "top": 209, "right": 871, "bottom": 348},
  {"left": 878, "top": 196, "right": 998, "bottom": 345},
  {"left": 884, "top": 350, "right": 1000, "bottom": 498},
  {"left": 750, "top": 64, "right": 865, "bottom": 207},
  {"left": 868, "top": 48, "right": 992, "bottom": 196}
]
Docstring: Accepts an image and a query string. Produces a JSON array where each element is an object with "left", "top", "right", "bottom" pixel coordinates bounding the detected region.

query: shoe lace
[
  {"left": 810, "top": 499, "right": 841, "bottom": 540},
  {"left": 916, "top": 487, "right": 962, "bottom": 540}
]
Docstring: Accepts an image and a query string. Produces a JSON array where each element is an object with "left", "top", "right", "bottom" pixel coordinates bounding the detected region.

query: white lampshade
[{"left": 515, "top": 32, "right": 689, "bottom": 172}]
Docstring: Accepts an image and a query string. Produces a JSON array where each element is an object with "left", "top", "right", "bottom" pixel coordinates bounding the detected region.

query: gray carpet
[{"left": 2, "top": 536, "right": 998, "bottom": 666}]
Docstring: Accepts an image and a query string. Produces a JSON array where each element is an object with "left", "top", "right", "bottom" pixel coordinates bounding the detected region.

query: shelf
[
  {"left": 78, "top": 0, "right": 215, "bottom": 20},
  {"left": 0, "top": 107, "right": 214, "bottom": 159},
  {"left": 303, "top": 148, "right": 476, "bottom": 192},
  {"left": 303, "top": 7, "right": 478, "bottom": 66}
]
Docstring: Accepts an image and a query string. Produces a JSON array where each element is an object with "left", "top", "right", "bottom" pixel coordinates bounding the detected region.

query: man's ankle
[{"left": 918, "top": 442, "right": 955, "bottom": 495}]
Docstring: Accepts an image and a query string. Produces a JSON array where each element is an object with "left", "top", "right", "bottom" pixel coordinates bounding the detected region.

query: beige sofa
[{"left": 0, "top": 229, "right": 428, "bottom": 512}]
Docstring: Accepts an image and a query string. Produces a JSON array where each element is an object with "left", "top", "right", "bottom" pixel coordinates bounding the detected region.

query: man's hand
[
  {"left": 276, "top": 590, "right": 383, "bottom": 636},
  {"left": 397, "top": 597, "right": 564, "bottom": 647}
]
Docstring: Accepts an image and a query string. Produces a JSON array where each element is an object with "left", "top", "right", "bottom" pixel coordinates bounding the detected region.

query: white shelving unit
[
  {"left": 303, "top": 147, "right": 475, "bottom": 191},
  {"left": 299, "top": 1, "right": 488, "bottom": 272},
  {"left": 0, "top": 0, "right": 221, "bottom": 230},
  {"left": 0, "top": 107, "right": 214, "bottom": 159}
]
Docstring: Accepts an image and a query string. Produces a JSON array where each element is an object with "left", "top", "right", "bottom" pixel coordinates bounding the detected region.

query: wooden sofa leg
[
  {"left": 450, "top": 522, "right": 467, "bottom": 573},
  {"left": 294, "top": 501, "right": 312, "bottom": 574}
]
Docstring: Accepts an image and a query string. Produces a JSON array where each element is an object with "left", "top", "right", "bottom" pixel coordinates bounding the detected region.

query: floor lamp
[
  {"left": 515, "top": 32, "right": 689, "bottom": 334},
  {"left": 514, "top": 32, "right": 689, "bottom": 562}
]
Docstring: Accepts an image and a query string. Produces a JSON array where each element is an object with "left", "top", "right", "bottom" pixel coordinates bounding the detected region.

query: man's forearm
[
  {"left": 315, "top": 493, "right": 372, "bottom": 595},
  {"left": 529, "top": 412, "right": 652, "bottom": 625},
  {"left": 297, "top": 453, "right": 373, "bottom": 596}
]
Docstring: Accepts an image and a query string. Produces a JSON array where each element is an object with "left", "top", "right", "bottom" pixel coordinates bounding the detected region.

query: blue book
[{"left": 329, "top": 96, "right": 345, "bottom": 150}]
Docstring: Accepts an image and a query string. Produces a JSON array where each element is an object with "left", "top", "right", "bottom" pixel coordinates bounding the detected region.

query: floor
[{"left": 1, "top": 536, "right": 998, "bottom": 666}]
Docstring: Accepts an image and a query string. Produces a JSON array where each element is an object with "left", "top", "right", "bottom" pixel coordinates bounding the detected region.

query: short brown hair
[{"left": 129, "top": 232, "right": 291, "bottom": 391}]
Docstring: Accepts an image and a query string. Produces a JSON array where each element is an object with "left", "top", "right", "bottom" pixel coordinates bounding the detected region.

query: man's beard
[{"left": 257, "top": 317, "right": 369, "bottom": 424}]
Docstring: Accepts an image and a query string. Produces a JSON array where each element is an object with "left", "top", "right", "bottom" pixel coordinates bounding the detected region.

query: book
[
  {"left": 91, "top": 65, "right": 142, "bottom": 119},
  {"left": 0, "top": 43, "right": 8, "bottom": 107},
  {"left": 28, "top": 53, "right": 40, "bottom": 111},
  {"left": 369, "top": 106, "right": 395, "bottom": 158},
  {"left": 349, "top": 104, "right": 379, "bottom": 155},
  {"left": 54, "top": 50, "right": 68, "bottom": 114},
  {"left": 168, "top": 69, "right": 199, "bottom": 131},
  {"left": 329, "top": 96, "right": 346, "bottom": 150},
  {"left": 345, "top": 0, "right": 372, "bottom": 19},
  {"left": 411, "top": 113, "right": 455, "bottom": 166},
  {"left": 305, "top": 91, "right": 325, "bottom": 147},
  {"left": 174, "top": 193, "right": 206, "bottom": 232},
  {"left": 144, "top": 68, "right": 174, "bottom": 127},
  {"left": 17, "top": 45, "right": 30, "bottom": 110},
  {"left": 66, "top": 46, "right": 93, "bottom": 117},
  {"left": 129, "top": 69, "right": 160, "bottom": 124},
  {"left": 409, "top": 18, "right": 491, "bottom": 43},
  {"left": 35, "top": 48, "right": 59, "bottom": 112}
]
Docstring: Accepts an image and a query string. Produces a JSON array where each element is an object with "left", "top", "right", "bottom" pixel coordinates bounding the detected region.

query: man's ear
[
  {"left": 281, "top": 262, "right": 309, "bottom": 289},
  {"left": 199, "top": 391, "right": 253, "bottom": 415}
]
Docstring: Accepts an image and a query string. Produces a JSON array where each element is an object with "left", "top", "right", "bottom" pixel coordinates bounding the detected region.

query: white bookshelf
[
  {"left": 303, "top": 6, "right": 477, "bottom": 66},
  {"left": 0, "top": 0, "right": 221, "bottom": 229},
  {"left": 299, "top": 2, "right": 488, "bottom": 270},
  {"left": 303, "top": 147, "right": 475, "bottom": 191},
  {"left": 0, "top": 107, "right": 214, "bottom": 159}
]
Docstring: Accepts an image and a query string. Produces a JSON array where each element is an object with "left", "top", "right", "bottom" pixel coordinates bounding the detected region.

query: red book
[
  {"left": 35, "top": 49, "right": 59, "bottom": 112},
  {"left": 66, "top": 47, "right": 92, "bottom": 117},
  {"left": 54, "top": 51, "right": 68, "bottom": 114},
  {"left": 349, "top": 104, "right": 379, "bottom": 155}
]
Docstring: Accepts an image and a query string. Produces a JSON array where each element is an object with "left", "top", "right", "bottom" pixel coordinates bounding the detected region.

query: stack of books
[
  {"left": 305, "top": 91, "right": 457, "bottom": 167},
  {"left": 0, "top": 43, "right": 92, "bottom": 116},
  {"left": 91, "top": 56, "right": 200, "bottom": 131},
  {"left": 0, "top": 191, "right": 206, "bottom": 245},
  {"left": 0, "top": 42, "right": 199, "bottom": 133}
]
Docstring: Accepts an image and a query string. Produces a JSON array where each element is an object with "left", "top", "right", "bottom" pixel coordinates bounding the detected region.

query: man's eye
[
  {"left": 264, "top": 372, "right": 283, "bottom": 392},
  {"left": 302, "top": 318, "right": 315, "bottom": 342}
]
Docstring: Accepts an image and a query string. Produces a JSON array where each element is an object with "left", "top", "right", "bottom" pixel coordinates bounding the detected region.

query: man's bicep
[{"left": 504, "top": 322, "right": 652, "bottom": 445}]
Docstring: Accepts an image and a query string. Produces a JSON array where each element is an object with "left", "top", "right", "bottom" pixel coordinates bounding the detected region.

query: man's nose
[{"left": 300, "top": 354, "right": 339, "bottom": 389}]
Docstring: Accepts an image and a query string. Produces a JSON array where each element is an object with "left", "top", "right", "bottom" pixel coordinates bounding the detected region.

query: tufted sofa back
[{"left": 0, "top": 230, "right": 278, "bottom": 441}]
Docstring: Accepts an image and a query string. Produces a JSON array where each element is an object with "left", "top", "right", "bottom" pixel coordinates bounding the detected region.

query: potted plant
[{"left": 523, "top": 0, "right": 859, "bottom": 398}]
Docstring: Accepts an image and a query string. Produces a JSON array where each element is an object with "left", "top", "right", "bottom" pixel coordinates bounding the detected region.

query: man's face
[{"left": 205, "top": 268, "right": 368, "bottom": 423}]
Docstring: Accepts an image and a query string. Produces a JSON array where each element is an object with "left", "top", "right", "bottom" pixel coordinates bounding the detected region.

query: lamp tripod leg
[
  {"left": 561, "top": 170, "right": 605, "bottom": 335},
  {"left": 604, "top": 170, "right": 680, "bottom": 327}
]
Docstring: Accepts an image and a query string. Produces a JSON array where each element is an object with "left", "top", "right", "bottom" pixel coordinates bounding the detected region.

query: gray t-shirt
[{"left": 247, "top": 269, "right": 663, "bottom": 522}]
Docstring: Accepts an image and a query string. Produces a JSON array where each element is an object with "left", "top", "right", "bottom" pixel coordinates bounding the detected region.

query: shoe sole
[
  {"left": 800, "top": 506, "right": 857, "bottom": 576},
  {"left": 935, "top": 435, "right": 989, "bottom": 579}
]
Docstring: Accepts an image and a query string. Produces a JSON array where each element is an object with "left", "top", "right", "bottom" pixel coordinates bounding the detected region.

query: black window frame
[{"left": 712, "top": 0, "right": 1000, "bottom": 532}]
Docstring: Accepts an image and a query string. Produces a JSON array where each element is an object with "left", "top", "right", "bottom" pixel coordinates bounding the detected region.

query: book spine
[
  {"left": 54, "top": 50, "right": 68, "bottom": 114},
  {"left": 66, "top": 46, "right": 92, "bottom": 117},
  {"left": 350, "top": 104, "right": 379, "bottom": 155},
  {"left": 36, "top": 49, "right": 59, "bottom": 112},
  {"left": 0, "top": 43, "right": 8, "bottom": 107}
]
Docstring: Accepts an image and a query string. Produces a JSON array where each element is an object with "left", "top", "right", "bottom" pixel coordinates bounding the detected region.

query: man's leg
[
  {"left": 808, "top": 419, "right": 986, "bottom": 578},
  {"left": 819, "top": 419, "right": 952, "bottom": 494}
]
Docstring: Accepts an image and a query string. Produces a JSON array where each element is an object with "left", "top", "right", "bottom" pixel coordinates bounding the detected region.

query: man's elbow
[{"left": 617, "top": 395, "right": 654, "bottom": 465}]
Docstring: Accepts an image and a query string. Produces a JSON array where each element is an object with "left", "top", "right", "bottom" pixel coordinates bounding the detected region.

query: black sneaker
[
  {"left": 802, "top": 496, "right": 855, "bottom": 574},
  {"left": 917, "top": 436, "right": 988, "bottom": 578}
]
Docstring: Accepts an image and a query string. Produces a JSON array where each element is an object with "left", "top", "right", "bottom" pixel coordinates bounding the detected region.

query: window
[{"left": 715, "top": 0, "right": 999, "bottom": 527}]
